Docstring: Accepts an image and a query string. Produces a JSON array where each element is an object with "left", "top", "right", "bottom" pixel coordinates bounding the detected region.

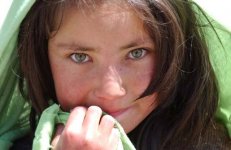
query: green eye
[
  {"left": 129, "top": 48, "right": 147, "bottom": 59},
  {"left": 70, "top": 53, "right": 90, "bottom": 63}
]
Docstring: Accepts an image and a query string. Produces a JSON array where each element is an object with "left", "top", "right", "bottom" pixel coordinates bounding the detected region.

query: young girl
[{"left": 17, "top": 0, "right": 231, "bottom": 149}]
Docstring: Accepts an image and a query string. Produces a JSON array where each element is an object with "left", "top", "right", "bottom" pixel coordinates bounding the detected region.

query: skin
[{"left": 48, "top": 3, "right": 158, "bottom": 150}]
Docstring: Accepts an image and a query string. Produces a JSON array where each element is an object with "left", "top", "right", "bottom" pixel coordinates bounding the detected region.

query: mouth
[{"left": 107, "top": 107, "right": 130, "bottom": 118}]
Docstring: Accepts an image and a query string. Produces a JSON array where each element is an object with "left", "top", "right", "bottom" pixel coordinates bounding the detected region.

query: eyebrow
[
  {"left": 121, "top": 37, "right": 154, "bottom": 50},
  {"left": 55, "top": 37, "right": 154, "bottom": 51},
  {"left": 56, "top": 42, "right": 94, "bottom": 51}
]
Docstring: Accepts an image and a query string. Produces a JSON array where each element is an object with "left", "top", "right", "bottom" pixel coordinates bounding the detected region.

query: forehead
[
  {"left": 49, "top": 0, "right": 149, "bottom": 37},
  {"left": 53, "top": 1, "right": 147, "bottom": 36},
  {"left": 81, "top": 9, "right": 138, "bottom": 27},
  {"left": 62, "top": 1, "right": 142, "bottom": 24}
]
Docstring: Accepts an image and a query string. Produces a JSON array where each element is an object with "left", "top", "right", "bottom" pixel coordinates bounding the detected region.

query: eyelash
[
  {"left": 70, "top": 53, "right": 91, "bottom": 63},
  {"left": 70, "top": 48, "right": 149, "bottom": 63},
  {"left": 127, "top": 48, "right": 148, "bottom": 60}
]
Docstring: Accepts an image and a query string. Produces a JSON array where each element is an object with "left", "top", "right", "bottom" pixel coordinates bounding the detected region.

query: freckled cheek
[
  {"left": 132, "top": 55, "right": 156, "bottom": 86},
  {"left": 53, "top": 74, "right": 90, "bottom": 110},
  {"left": 126, "top": 68, "right": 154, "bottom": 96}
]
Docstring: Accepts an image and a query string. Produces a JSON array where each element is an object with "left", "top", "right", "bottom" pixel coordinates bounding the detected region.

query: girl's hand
[{"left": 51, "top": 106, "right": 120, "bottom": 150}]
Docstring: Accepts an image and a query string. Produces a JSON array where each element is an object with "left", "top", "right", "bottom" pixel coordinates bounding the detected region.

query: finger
[
  {"left": 51, "top": 124, "right": 64, "bottom": 148},
  {"left": 98, "top": 115, "right": 115, "bottom": 136},
  {"left": 82, "top": 106, "right": 102, "bottom": 137},
  {"left": 109, "top": 128, "right": 121, "bottom": 150},
  {"left": 65, "top": 106, "right": 87, "bottom": 134}
]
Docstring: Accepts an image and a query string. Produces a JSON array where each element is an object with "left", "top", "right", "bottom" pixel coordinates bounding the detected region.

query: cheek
[
  {"left": 128, "top": 63, "right": 155, "bottom": 96},
  {"left": 135, "top": 69, "right": 153, "bottom": 83},
  {"left": 131, "top": 71, "right": 153, "bottom": 95},
  {"left": 52, "top": 71, "right": 90, "bottom": 111}
]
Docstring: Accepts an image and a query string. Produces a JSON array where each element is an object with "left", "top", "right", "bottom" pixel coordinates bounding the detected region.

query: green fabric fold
[
  {"left": 0, "top": 0, "right": 35, "bottom": 149},
  {"left": 194, "top": 2, "right": 231, "bottom": 138}
]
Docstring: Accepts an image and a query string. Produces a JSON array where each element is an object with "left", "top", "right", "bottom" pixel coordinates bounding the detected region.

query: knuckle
[
  {"left": 88, "top": 106, "right": 102, "bottom": 114},
  {"left": 101, "top": 115, "right": 115, "bottom": 127},
  {"left": 62, "top": 129, "right": 96, "bottom": 148},
  {"left": 102, "top": 115, "right": 115, "bottom": 123},
  {"left": 71, "top": 106, "right": 87, "bottom": 113},
  {"left": 63, "top": 128, "right": 81, "bottom": 141}
]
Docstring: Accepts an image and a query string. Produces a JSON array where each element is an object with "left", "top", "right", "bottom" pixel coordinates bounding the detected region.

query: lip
[{"left": 108, "top": 107, "right": 130, "bottom": 118}]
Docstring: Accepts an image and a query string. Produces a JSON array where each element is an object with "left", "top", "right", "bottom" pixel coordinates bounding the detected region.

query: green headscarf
[
  {"left": 194, "top": 0, "right": 231, "bottom": 137},
  {"left": 0, "top": 0, "right": 35, "bottom": 149}
]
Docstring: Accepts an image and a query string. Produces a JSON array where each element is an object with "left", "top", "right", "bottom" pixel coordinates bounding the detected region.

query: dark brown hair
[{"left": 18, "top": 0, "right": 218, "bottom": 149}]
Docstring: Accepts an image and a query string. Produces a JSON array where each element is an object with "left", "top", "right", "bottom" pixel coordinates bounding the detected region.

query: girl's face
[{"left": 48, "top": 3, "right": 157, "bottom": 133}]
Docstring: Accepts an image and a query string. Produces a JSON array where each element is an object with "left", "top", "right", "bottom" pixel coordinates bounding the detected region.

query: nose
[{"left": 93, "top": 66, "right": 126, "bottom": 100}]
